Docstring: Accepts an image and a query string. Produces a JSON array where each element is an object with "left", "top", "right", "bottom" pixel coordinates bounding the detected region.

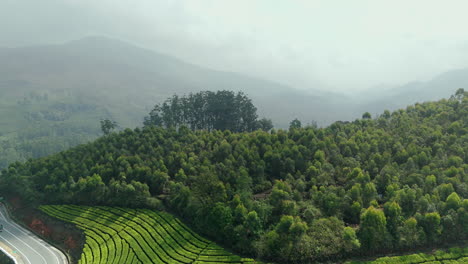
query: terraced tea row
[{"left": 40, "top": 205, "right": 256, "bottom": 264}]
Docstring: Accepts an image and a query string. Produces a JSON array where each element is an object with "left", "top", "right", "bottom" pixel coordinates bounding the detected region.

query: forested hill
[
  {"left": 0, "top": 36, "right": 461, "bottom": 170},
  {"left": 1, "top": 90, "right": 467, "bottom": 263},
  {"left": 0, "top": 36, "right": 344, "bottom": 170}
]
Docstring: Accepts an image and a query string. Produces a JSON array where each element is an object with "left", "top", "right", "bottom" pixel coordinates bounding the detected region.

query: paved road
[{"left": 0, "top": 204, "right": 68, "bottom": 264}]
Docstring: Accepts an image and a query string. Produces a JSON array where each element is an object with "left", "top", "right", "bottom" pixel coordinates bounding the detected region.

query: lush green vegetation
[
  {"left": 0, "top": 88, "right": 272, "bottom": 170},
  {"left": 347, "top": 246, "right": 468, "bottom": 264},
  {"left": 40, "top": 205, "right": 256, "bottom": 264},
  {"left": 1, "top": 89, "right": 467, "bottom": 263}
]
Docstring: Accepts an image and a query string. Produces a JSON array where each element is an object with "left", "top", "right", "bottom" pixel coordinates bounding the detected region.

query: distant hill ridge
[
  {"left": 0, "top": 36, "right": 466, "bottom": 170},
  {"left": 0, "top": 36, "right": 348, "bottom": 128}
]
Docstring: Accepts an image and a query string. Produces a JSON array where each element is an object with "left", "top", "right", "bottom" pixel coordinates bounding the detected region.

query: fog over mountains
[{"left": 0, "top": 36, "right": 462, "bottom": 128}]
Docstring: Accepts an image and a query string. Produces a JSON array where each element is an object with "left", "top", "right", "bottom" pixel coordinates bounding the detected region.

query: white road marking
[
  {"left": 0, "top": 205, "right": 67, "bottom": 264},
  {"left": 0, "top": 234, "right": 32, "bottom": 264},
  {"left": 0, "top": 210, "right": 60, "bottom": 264},
  {"left": 3, "top": 228, "right": 47, "bottom": 264}
]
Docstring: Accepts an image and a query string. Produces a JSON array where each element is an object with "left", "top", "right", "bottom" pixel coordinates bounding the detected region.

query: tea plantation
[{"left": 41, "top": 205, "right": 257, "bottom": 264}]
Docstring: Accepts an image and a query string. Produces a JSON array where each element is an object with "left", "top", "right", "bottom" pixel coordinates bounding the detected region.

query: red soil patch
[
  {"left": 29, "top": 218, "right": 52, "bottom": 237},
  {"left": 65, "top": 236, "right": 78, "bottom": 250}
]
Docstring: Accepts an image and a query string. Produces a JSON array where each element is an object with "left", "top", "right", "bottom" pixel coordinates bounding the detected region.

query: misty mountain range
[{"left": 0, "top": 36, "right": 463, "bottom": 128}]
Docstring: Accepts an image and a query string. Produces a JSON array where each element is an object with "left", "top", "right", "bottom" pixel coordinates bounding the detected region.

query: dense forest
[{"left": 1, "top": 89, "right": 466, "bottom": 263}]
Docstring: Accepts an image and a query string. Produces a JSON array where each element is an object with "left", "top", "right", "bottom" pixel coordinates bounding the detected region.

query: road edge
[
  {"left": 0, "top": 242, "right": 19, "bottom": 264},
  {"left": 1, "top": 202, "right": 70, "bottom": 264}
]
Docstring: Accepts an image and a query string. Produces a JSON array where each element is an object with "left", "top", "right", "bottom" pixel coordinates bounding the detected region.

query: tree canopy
[
  {"left": 1, "top": 89, "right": 467, "bottom": 263},
  {"left": 143, "top": 90, "right": 270, "bottom": 132}
]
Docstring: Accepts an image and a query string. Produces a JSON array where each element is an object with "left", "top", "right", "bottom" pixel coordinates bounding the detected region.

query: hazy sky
[{"left": 2, "top": 0, "right": 468, "bottom": 93}]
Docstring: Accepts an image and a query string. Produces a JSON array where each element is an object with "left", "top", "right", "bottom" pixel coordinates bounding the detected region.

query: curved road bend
[{"left": 0, "top": 204, "right": 68, "bottom": 264}]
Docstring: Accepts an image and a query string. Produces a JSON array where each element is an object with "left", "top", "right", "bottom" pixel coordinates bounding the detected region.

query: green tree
[
  {"left": 306, "top": 217, "right": 349, "bottom": 260},
  {"left": 398, "top": 217, "right": 423, "bottom": 248},
  {"left": 384, "top": 201, "right": 402, "bottom": 243},
  {"left": 256, "top": 118, "right": 274, "bottom": 131},
  {"left": 420, "top": 212, "right": 441, "bottom": 243},
  {"left": 245, "top": 211, "right": 262, "bottom": 237},
  {"left": 445, "top": 192, "right": 461, "bottom": 212},
  {"left": 343, "top": 227, "right": 361, "bottom": 253},
  {"left": 362, "top": 182, "right": 377, "bottom": 208},
  {"left": 289, "top": 118, "right": 302, "bottom": 129},
  {"left": 359, "top": 206, "right": 389, "bottom": 251},
  {"left": 100, "top": 119, "right": 117, "bottom": 135},
  {"left": 362, "top": 112, "right": 372, "bottom": 119},
  {"left": 205, "top": 203, "right": 233, "bottom": 239},
  {"left": 193, "top": 167, "right": 227, "bottom": 205}
]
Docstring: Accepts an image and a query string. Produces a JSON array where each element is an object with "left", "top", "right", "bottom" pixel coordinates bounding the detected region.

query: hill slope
[
  {"left": 1, "top": 90, "right": 466, "bottom": 263},
  {"left": 0, "top": 36, "right": 348, "bottom": 128},
  {"left": 357, "top": 68, "right": 468, "bottom": 115},
  {"left": 2, "top": 36, "right": 467, "bottom": 171},
  {"left": 0, "top": 36, "right": 349, "bottom": 169}
]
